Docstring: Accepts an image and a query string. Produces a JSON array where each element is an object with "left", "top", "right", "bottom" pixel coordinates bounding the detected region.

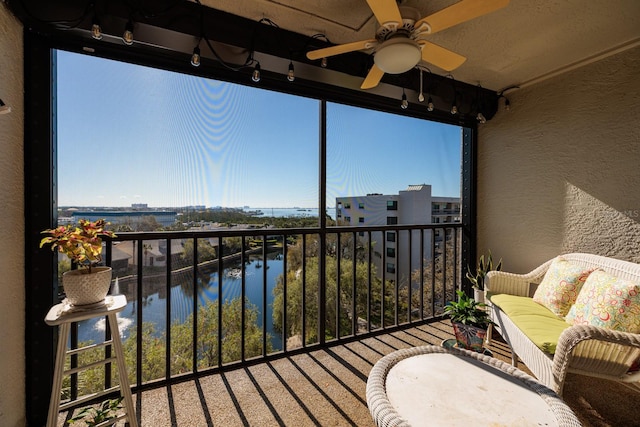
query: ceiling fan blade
[
  {"left": 366, "top": 0, "right": 403, "bottom": 26},
  {"left": 416, "top": 0, "right": 510, "bottom": 35},
  {"left": 419, "top": 41, "right": 466, "bottom": 71},
  {"left": 360, "top": 64, "right": 385, "bottom": 89},
  {"left": 306, "top": 39, "right": 377, "bottom": 60}
]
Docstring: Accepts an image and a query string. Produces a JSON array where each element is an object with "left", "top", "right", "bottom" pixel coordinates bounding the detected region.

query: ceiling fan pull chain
[{"left": 418, "top": 68, "right": 425, "bottom": 102}]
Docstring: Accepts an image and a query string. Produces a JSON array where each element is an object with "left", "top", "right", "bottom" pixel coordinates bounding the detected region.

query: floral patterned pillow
[
  {"left": 565, "top": 269, "right": 640, "bottom": 333},
  {"left": 532, "top": 258, "right": 594, "bottom": 317}
]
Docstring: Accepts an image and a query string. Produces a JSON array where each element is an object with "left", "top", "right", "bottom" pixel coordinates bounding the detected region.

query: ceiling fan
[{"left": 306, "top": 0, "right": 510, "bottom": 89}]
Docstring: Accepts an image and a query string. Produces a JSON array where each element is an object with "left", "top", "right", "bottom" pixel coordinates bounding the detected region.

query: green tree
[
  {"left": 181, "top": 238, "right": 217, "bottom": 264},
  {"left": 65, "top": 297, "right": 271, "bottom": 396},
  {"left": 123, "top": 297, "right": 271, "bottom": 381},
  {"left": 222, "top": 236, "right": 244, "bottom": 255},
  {"left": 410, "top": 230, "right": 459, "bottom": 318},
  {"left": 135, "top": 215, "right": 163, "bottom": 231},
  {"left": 272, "top": 252, "right": 393, "bottom": 345}
]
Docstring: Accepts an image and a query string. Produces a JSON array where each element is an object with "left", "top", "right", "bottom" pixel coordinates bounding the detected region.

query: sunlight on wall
[
  {"left": 563, "top": 182, "right": 640, "bottom": 262},
  {"left": 478, "top": 44, "right": 640, "bottom": 273}
]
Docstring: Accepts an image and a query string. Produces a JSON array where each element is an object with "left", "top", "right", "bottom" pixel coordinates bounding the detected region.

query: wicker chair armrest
[
  {"left": 553, "top": 325, "right": 640, "bottom": 381},
  {"left": 486, "top": 259, "right": 553, "bottom": 296}
]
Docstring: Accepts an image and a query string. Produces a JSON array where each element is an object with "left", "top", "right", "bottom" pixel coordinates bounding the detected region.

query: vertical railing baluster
[
  {"left": 394, "top": 231, "right": 399, "bottom": 327},
  {"left": 192, "top": 237, "right": 199, "bottom": 372},
  {"left": 452, "top": 227, "right": 458, "bottom": 295},
  {"left": 262, "top": 235, "right": 267, "bottom": 356},
  {"left": 241, "top": 236, "right": 246, "bottom": 361},
  {"left": 336, "top": 233, "right": 341, "bottom": 339},
  {"left": 216, "top": 236, "right": 223, "bottom": 367},
  {"left": 431, "top": 229, "right": 436, "bottom": 317},
  {"left": 443, "top": 228, "right": 448, "bottom": 306},
  {"left": 381, "top": 231, "right": 386, "bottom": 329},
  {"left": 367, "top": 231, "right": 372, "bottom": 332},
  {"left": 136, "top": 239, "right": 143, "bottom": 387},
  {"left": 351, "top": 231, "right": 357, "bottom": 336},
  {"left": 420, "top": 229, "right": 424, "bottom": 320},
  {"left": 408, "top": 230, "right": 412, "bottom": 324},
  {"left": 282, "top": 233, "right": 288, "bottom": 352},
  {"left": 70, "top": 322, "right": 78, "bottom": 401},
  {"left": 301, "top": 234, "right": 307, "bottom": 347},
  {"left": 165, "top": 239, "right": 172, "bottom": 380}
]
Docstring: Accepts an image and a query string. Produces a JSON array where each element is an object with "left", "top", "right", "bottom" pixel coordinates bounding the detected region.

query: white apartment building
[{"left": 335, "top": 184, "right": 460, "bottom": 286}]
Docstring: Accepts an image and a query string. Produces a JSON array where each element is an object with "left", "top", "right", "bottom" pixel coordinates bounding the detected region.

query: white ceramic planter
[{"left": 62, "top": 266, "right": 112, "bottom": 306}]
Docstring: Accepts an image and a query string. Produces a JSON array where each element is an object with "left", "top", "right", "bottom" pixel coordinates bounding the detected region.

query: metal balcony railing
[{"left": 63, "top": 224, "right": 461, "bottom": 405}]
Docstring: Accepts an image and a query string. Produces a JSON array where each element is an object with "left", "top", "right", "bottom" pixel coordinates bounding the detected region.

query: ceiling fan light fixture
[{"left": 374, "top": 38, "right": 421, "bottom": 74}]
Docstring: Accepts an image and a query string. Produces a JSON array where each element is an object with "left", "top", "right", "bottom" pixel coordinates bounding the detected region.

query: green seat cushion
[{"left": 489, "top": 293, "right": 571, "bottom": 354}]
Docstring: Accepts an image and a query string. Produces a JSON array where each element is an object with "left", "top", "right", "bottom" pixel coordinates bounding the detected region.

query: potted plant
[
  {"left": 466, "top": 250, "right": 502, "bottom": 303},
  {"left": 40, "top": 219, "right": 116, "bottom": 306},
  {"left": 444, "top": 290, "right": 492, "bottom": 352},
  {"left": 68, "top": 397, "right": 123, "bottom": 426}
]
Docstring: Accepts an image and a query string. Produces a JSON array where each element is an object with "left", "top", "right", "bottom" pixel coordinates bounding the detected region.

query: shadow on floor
[{"left": 61, "top": 321, "right": 640, "bottom": 426}]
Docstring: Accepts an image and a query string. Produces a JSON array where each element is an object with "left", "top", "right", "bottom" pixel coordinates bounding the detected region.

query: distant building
[
  {"left": 131, "top": 203, "right": 148, "bottom": 209},
  {"left": 71, "top": 210, "right": 178, "bottom": 227},
  {"left": 335, "top": 184, "right": 460, "bottom": 285}
]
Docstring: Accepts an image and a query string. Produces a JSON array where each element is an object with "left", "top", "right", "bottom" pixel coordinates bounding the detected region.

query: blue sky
[{"left": 56, "top": 50, "right": 462, "bottom": 208}]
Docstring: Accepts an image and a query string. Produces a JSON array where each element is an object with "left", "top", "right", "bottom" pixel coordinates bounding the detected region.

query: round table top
[{"left": 366, "top": 345, "right": 581, "bottom": 427}]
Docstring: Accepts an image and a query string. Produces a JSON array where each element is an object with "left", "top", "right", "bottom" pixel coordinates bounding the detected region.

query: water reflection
[{"left": 78, "top": 250, "right": 284, "bottom": 350}]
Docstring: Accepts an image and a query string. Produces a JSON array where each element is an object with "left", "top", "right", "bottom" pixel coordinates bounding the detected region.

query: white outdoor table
[
  {"left": 366, "top": 345, "right": 581, "bottom": 427},
  {"left": 44, "top": 294, "right": 138, "bottom": 427}
]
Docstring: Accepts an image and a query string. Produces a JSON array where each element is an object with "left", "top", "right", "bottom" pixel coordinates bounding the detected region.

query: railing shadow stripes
[{"left": 62, "top": 223, "right": 461, "bottom": 411}]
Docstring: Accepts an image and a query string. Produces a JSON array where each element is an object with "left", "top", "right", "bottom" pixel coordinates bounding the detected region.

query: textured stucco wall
[
  {"left": 478, "top": 46, "right": 640, "bottom": 274},
  {"left": 0, "top": 4, "right": 25, "bottom": 427}
]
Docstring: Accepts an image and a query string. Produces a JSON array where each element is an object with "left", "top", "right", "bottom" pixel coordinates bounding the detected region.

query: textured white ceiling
[{"left": 202, "top": 0, "right": 640, "bottom": 91}]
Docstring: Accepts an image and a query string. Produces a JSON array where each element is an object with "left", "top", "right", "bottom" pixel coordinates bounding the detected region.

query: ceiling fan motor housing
[
  {"left": 372, "top": 5, "right": 423, "bottom": 75},
  {"left": 374, "top": 37, "right": 422, "bottom": 74}
]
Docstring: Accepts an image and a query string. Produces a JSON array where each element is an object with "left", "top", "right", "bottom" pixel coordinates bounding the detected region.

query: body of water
[
  {"left": 245, "top": 207, "right": 336, "bottom": 220},
  {"left": 77, "top": 250, "right": 286, "bottom": 350}
]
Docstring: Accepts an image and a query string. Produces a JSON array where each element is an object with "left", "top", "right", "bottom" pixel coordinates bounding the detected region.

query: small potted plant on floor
[
  {"left": 40, "top": 219, "right": 116, "bottom": 306},
  {"left": 466, "top": 250, "right": 502, "bottom": 303},
  {"left": 68, "top": 397, "right": 123, "bottom": 426},
  {"left": 444, "top": 290, "right": 493, "bottom": 352}
]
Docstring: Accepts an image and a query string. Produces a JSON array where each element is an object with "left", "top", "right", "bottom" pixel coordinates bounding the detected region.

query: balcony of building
[
  {"left": 2, "top": 1, "right": 640, "bottom": 427},
  {"left": 42, "top": 225, "right": 639, "bottom": 427}
]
